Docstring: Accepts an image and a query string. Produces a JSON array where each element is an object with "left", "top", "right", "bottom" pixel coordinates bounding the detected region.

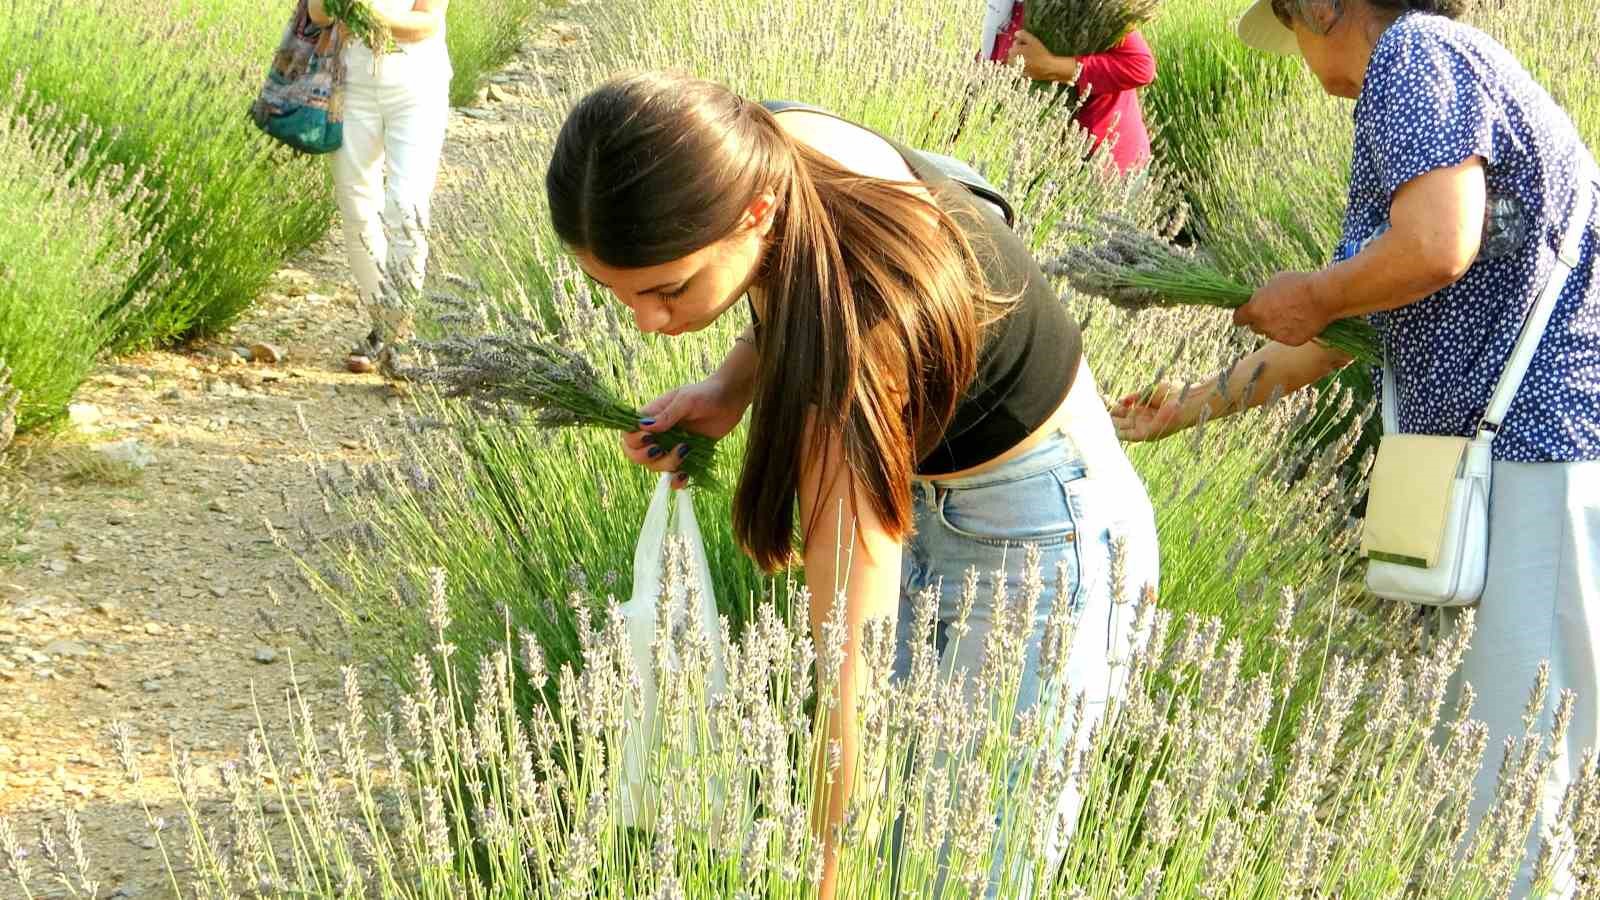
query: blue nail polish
[
  {"left": 676, "top": 444, "right": 690, "bottom": 458},
  {"left": 648, "top": 446, "right": 664, "bottom": 459},
  {"left": 639, "top": 417, "right": 656, "bottom": 426}
]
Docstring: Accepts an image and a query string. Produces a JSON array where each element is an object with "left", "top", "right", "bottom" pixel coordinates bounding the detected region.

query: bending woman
[
  {"left": 1117, "top": 0, "right": 1599, "bottom": 892},
  {"left": 546, "top": 72, "right": 1158, "bottom": 897}
]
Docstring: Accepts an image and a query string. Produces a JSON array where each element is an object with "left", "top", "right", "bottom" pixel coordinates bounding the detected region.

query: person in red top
[{"left": 1008, "top": 28, "right": 1157, "bottom": 172}]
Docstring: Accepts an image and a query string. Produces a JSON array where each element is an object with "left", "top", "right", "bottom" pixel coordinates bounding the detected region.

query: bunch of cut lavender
[
  {"left": 1025, "top": 0, "right": 1160, "bottom": 58},
  {"left": 323, "top": 0, "right": 393, "bottom": 52},
  {"left": 404, "top": 331, "right": 723, "bottom": 490},
  {"left": 1047, "top": 214, "right": 1381, "bottom": 364}
]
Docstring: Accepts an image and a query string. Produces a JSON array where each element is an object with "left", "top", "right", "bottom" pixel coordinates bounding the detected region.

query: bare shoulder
[
  {"left": 772, "top": 109, "right": 939, "bottom": 224},
  {"left": 773, "top": 110, "right": 919, "bottom": 184}
]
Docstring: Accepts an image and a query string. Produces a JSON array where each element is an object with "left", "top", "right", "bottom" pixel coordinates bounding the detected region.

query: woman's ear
[{"left": 745, "top": 192, "right": 779, "bottom": 236}]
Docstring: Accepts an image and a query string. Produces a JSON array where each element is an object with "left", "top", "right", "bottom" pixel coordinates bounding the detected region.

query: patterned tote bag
[{"left": 249, "top": 0, "right": 346, "bottom": 154}]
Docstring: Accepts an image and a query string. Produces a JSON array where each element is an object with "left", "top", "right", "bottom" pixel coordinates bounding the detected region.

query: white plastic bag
[{"left": 614, "top": 473, "right": 727, "bottom": 830}]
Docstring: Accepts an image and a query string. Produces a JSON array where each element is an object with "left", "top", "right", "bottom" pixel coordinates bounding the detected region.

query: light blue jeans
[{"left": 892, "top": 425, "right": 1160, "bottom": 896}]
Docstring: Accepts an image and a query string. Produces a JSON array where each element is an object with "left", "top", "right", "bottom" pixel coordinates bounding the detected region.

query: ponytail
[{"left": 733, "top": 110, "right": 991, "bottom": 571}]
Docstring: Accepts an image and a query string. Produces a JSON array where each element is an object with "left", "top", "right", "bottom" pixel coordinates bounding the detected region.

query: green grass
[
  {"left": 0, "top": 0, "right": 562, "bottom": 436},
  {"left": 0, "top": 0, "right": 335, "bottom": 351},
  {"left": 445, "top": 0, "right": 553, "bottom": 107},
  {"left": 0, "top": 80, "right": 165, "bottom": 434},
  {"left": 1139, "top": 0, "right": 1303, "bottom": 206},
  {"left": 297, "top": 268, "right": 771, "bottom": 701},
  {"left": 1475, "top": 0, "right": 1600, "bottom": 150}
]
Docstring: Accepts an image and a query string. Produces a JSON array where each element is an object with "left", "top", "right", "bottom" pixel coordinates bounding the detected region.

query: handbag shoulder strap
[
  {"left": 1382, "top": 177, "right": 1596, "bottom": 439},
  {"left": 1381, "top": 345, "right": 1400, "bottom": 435},
  {"left": 1477, "top": 177, "right": 1595, "bottom": 438}
]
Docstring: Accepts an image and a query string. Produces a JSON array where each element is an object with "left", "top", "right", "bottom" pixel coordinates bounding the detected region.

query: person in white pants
[{"left": 308, "top": 0, "right": 452, "bottom": 374}]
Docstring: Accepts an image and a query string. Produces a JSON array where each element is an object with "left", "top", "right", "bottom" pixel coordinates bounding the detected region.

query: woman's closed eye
[{"left": 575, "top": 264, "right": 692, "bottom": 303}]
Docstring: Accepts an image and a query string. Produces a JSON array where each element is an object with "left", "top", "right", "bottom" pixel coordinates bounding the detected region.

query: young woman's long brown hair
[{"left": 547, "top": 71, "right": 997, "bottom": 570}]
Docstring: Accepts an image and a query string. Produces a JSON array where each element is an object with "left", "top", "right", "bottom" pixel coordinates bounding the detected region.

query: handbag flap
[{"left": 1361, "top": 434, "right": 1469, "bottom": 568}]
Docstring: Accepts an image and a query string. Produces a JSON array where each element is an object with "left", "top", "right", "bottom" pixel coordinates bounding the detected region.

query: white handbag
[{"left": 1363, "top": 183, "right": 1594, "bottom": 606}]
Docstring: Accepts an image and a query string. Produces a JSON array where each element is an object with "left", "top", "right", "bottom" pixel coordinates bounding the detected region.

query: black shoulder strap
[{"left": 758, "top": 100, "right": 1015, "bottom": 229}]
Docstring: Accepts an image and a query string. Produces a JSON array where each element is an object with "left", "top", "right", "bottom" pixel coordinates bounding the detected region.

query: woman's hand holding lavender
[
  {"left": 405, "top": 331, "right": 726, "bottom": 490},
  {"left": 623, "top": 376, "right": 751, "bottom": 490},
  {"left": 1048, "top": 214, "right": 1381, "bottom": 364}
]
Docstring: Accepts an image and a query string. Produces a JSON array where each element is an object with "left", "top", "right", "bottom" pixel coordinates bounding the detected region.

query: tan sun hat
[{"left": 1236, "top": 0, "right": 1301, "bottom": 55}]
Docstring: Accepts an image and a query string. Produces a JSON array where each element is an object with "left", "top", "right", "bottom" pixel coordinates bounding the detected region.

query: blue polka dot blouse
[{"left": 1334, "top": 11, "right": 1600, "bottom": 462}]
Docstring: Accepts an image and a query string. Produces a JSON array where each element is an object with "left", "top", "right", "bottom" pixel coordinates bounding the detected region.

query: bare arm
[
  {"left": 307, "top": 0, "right": 333, "bottom": 26},
  {"left": 797, "top": 416, "right": 901, "bottom": 900},
  {"left": 713, "top": 323, "right": 761, "bottom": 410},
  {"left": 1186, "top": 341, "right": 1351, "bottom": 421},
  {"left": 1317, "top": 157, "right": 1486, "bottom": 320},
  {"left": 1234, "top": 158, "right": 1487, "bottom": 346},
  {"left": 1112, "top": 340, "right": 1352, "bottom": 441}
]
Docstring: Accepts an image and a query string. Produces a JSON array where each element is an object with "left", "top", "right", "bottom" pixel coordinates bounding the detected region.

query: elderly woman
[
  {"left": 1113, "top": 0, "right": 1597, "bottom": 891},
  {"left": 307, "top": 0, "right": 452, "bottom": 374}
]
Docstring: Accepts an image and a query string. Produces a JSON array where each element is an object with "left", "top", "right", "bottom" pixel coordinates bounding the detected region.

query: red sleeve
[{"left": 1073, "top": 30, "right": 1156, "bottom": 95}]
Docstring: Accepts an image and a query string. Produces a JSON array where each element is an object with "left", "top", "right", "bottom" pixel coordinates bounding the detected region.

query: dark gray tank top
[{"left": 758, "top": 101, "right": 1081, "bottom": 475}]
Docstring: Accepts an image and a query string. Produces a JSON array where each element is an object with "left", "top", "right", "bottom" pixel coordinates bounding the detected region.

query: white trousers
[
  {"left": 1441, "top": 459, "right": 1600, "bottom": 898},
  {"left": 332, "top": 42, "right": 450, "bottom": 339}
]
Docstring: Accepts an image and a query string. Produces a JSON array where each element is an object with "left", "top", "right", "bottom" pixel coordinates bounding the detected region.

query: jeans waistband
[{"left": 913, "top": 426, "right": 1085, "bottom": 491}]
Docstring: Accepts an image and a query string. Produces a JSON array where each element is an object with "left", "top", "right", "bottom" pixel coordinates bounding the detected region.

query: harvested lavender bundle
[
  {"left": 323, "top": 0, "right": 393, "bottom": 52},
  {"left": 1047, "top": 214, "right": 1381, "bottom": 364},
  {"left": 1026, "top": 0, "right": 1160, "bottom": 58},
  {"left": 403, "top": 331, "right": 724, "bottom": 489}
]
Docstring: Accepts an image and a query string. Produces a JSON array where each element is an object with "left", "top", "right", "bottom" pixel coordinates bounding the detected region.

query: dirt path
[{"left": 0, "top": 8, "right": 591, "bottom": 897}]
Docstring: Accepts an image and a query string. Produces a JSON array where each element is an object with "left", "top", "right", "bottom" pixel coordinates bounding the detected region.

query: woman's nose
[{"left": 631, "top": 302, "right": 671, "bottom": 334}]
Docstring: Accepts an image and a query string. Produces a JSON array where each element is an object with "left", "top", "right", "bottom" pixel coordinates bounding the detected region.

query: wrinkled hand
[
  {"left": 620, "top": 377, "right": 747, "bottom": 489},
  {"left": 1007, "top": 30, "right": 1068, "bottom": 81},
  {"left": 1109, "top": 381, "right": 1191, "bottom": 442},
  {"left": 1232, "top": 272, "right": 1331, "bottom": 347}
]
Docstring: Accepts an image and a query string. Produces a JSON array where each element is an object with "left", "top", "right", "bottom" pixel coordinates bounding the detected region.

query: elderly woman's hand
[
  {"left": 1233, "top": 272, "right": 1333, "bottom": 347},
  {"left": 1110, "top": 381, "right": 1193, "bottom": 442}
]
